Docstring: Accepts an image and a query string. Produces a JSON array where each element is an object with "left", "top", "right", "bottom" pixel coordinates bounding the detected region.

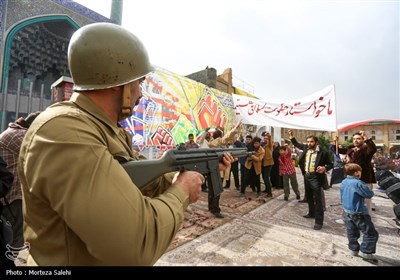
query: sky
[{"left": 74, "top": 0, "right": 399, "bottom": 125}]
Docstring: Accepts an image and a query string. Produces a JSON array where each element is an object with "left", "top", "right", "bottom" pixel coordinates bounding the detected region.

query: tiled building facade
[{"left": 0, "top": 0, "right": 112, "bottom": 130}]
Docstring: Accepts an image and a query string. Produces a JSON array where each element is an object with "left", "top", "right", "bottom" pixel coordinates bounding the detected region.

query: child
[
  {"left": 340, "top": 163, "right": 379, "bottom": 263},
  {"left": 278, "top": 146, "right": 301, "bottom": 201}
]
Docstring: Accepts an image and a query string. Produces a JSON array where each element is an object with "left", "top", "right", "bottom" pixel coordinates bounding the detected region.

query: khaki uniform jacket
[
  {"left": 207, "top": 128, "right": 237, "bottom": 149},
  {"left": 262, "top": 135, "right": 274, "bottom": 167},
  {"left": 18, "top": 93, "right": 189, "bottom": 266},
  {"left": 245, "top": 146, "right": 265, "bottom": 175},
  {"left": 208, "top": 127, "right": 238, "bottom": 179}
]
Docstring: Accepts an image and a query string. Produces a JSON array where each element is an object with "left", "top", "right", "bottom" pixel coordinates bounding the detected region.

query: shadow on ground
[{"left": 157, "top": 168, "right": 400, "bottom": 266}]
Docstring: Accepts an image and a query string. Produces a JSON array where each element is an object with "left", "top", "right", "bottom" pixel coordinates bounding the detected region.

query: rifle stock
[{"left": 122, "top": 148, "right": 251, "bottom": 197}]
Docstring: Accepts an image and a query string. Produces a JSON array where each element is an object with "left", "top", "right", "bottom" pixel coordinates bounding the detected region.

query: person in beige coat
[
  {"left": 240, "top": 137, "right": 265, "bottom": 197},
  {"left": 261, "top": 131, "right": 274, "bottom": 197}
]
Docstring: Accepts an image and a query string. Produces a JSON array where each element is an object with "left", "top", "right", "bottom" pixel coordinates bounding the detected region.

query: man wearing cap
[{"left": 0, "top": 111, "right": 41, "bottom": 252}]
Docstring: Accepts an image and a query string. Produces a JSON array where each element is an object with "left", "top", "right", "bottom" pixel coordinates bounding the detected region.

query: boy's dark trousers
[{"left": 344, "top": 212, "right": 379, "bottom": 254}]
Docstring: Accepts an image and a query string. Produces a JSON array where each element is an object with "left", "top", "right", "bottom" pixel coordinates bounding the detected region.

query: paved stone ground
[
  {"left": 14, "top": 168, "right": 400, "bottom": 266},
  {"left": 166, "top": 182, "right": 284, "bottom": 251},
  {"left": 156, "top": 168, "right": 400, "bottom": 266},
  {"left": 14, "top": 175, "right": 283, "bottom": 266}
]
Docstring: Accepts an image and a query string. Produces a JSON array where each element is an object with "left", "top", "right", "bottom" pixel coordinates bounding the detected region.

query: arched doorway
[{"left": 1, "top": 16, "right": 79, "bottom": 130}]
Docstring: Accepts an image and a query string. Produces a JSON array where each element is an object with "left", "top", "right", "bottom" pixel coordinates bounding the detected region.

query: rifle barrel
[{"left": 122, "top": 148, "right": 249, "bottom": 189}]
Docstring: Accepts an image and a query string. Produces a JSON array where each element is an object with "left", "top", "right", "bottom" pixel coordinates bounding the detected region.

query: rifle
[{"left": 122, "top": 148, "right": 253, "bottom": 197}]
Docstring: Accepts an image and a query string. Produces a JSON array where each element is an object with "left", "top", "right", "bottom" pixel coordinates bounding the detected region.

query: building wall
[
  {"left": 339, "top": 123, "right": 400, "bottom": 157},
  {"left": 280, "top": 128, "right": 327, "bottom": 145},
  {"left": 216, "top": 68, "right": 233, "bottom": 94},
  {"left": 185, "top": 68, "right": 217, "bottom": 89}
]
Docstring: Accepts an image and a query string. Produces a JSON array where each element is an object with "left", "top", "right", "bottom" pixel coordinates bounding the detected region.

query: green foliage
[
  {"left": 317, "top": 134, "right": 334, "bottom": 161},
  {"left": 341, "top": 138, "right": 353, "bottom": 148},
  {"left": 317, "top": 134, "right": 330, "bottom": 152}
]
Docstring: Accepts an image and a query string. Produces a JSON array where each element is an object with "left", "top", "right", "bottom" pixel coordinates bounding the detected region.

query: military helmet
[{"left": 68, "top": 22, "right": 154, "bottom": 91}]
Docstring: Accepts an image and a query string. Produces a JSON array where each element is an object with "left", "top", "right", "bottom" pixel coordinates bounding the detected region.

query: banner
[
  {"left": 232, "top": 84, "right": 337, "bottom": 131},
  {"left": 119, "top": 67, "right": 237, "bottom": 159}
]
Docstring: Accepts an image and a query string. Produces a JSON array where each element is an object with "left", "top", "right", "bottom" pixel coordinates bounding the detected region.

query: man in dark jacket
[
  {"left": 0, "top": 112, "right": 41, "bottom": 251},
  {"left": 271, "top": 141, "right": 283, "bottom": 189},
  {"left": 335, "top": 131, "right": 376, "bottom": 213},
  {"left": 289, "top": 130, "right": 332, "bottom": 230},
  {"left": 0, "top": 157, "right": 15, "bottom": 266}
]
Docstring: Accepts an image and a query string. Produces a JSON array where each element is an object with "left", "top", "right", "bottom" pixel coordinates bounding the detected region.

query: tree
[
  {"left": 317, "top": 134, "right": 334, "bottom": 161},
  {"left": 317, "top": 134, "right": 330, "bottom": 152}
]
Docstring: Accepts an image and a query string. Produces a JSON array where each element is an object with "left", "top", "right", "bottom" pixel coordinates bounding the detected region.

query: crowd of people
[
  {"left": 0, "top": 22, "right": 383, "bottom": 266},
  {"left": 181, "top": 127, "right": 380, "bottom": 263}
]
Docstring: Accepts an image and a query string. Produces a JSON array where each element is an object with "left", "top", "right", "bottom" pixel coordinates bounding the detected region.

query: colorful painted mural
[{"left": 120, "top": 67, "right": 237, "bottom": 159}]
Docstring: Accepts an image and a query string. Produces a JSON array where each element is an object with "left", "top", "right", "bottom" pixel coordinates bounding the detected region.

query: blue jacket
[{"left": 340, "top": 176, "right": 374, "bottom": 215}]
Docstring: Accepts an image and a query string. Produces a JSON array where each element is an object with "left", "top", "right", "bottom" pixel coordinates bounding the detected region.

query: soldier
[{"left": 18, "top": 23, "right": 233, "bottom": 266}]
